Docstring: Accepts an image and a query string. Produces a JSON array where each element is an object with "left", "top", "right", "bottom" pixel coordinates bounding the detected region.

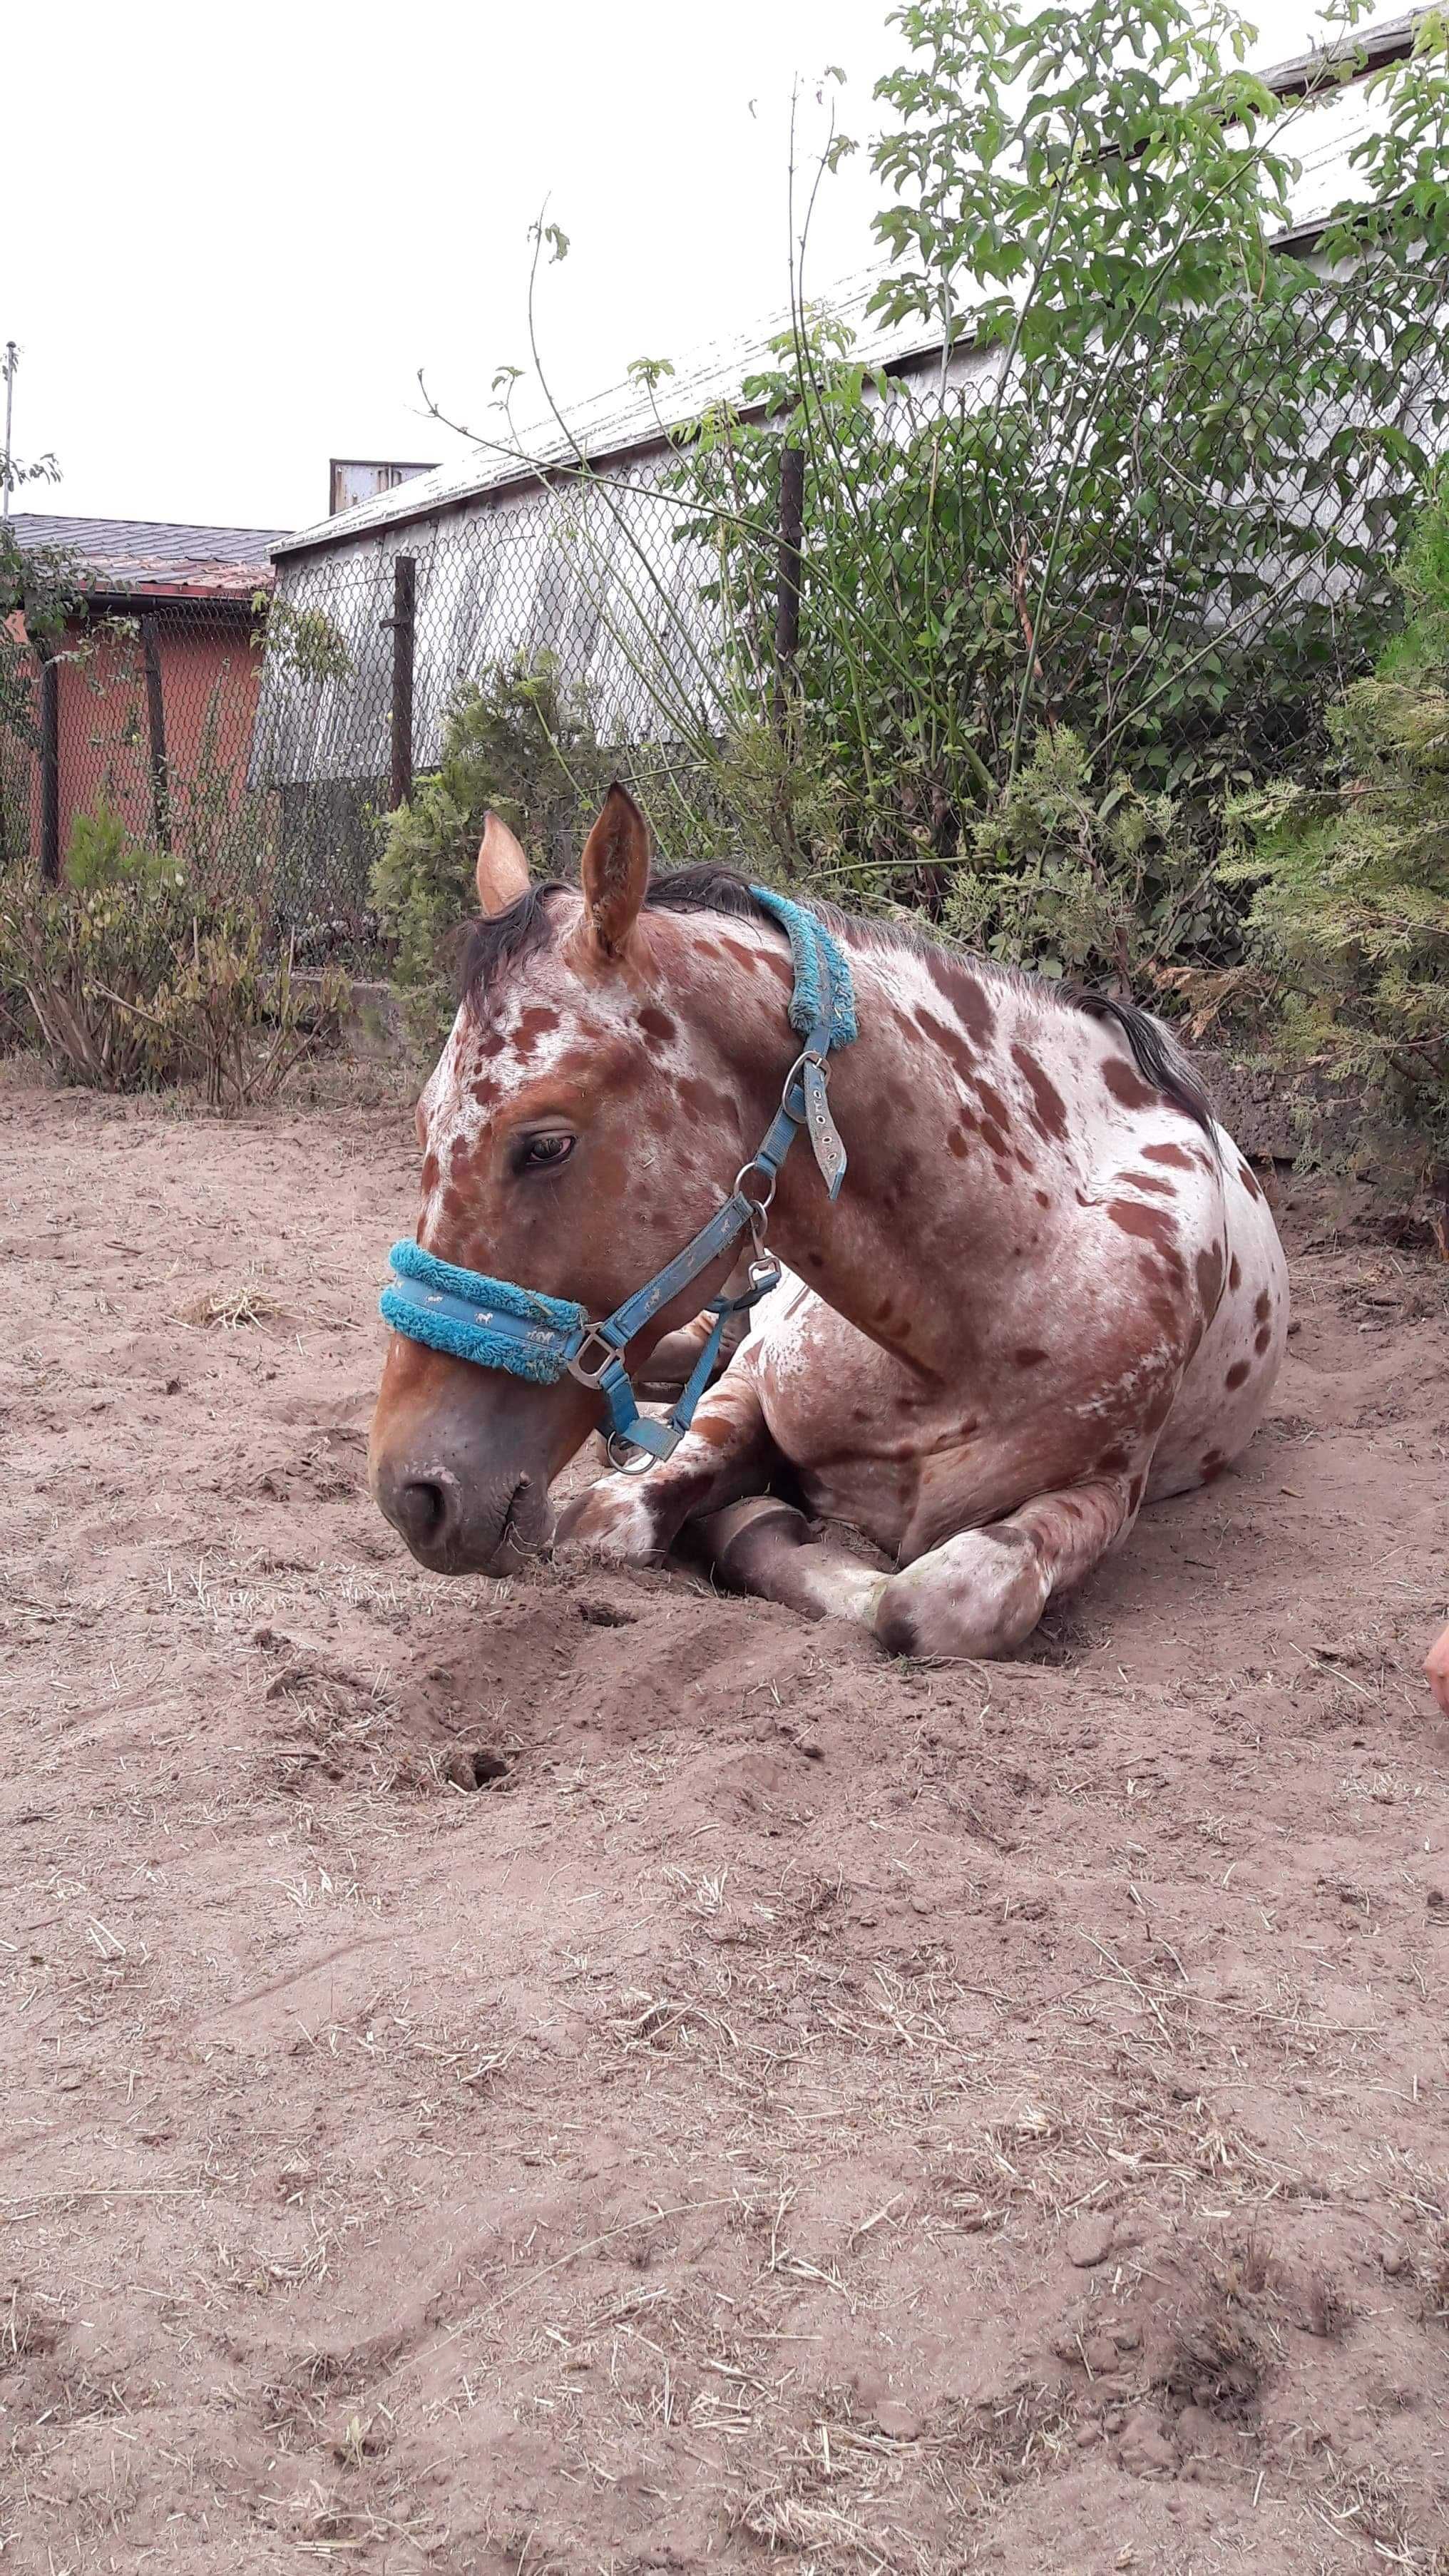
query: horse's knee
[
  {"left": 875, "top": 1525, "right": 1048, "bottom": 1660},
  {"left": 555, "top": 1476, "right": 665, "bottom": 1565}
]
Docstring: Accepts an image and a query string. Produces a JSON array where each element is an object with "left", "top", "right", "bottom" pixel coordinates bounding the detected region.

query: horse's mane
[{"left": 459, "top": 862, "right": 1216, "bottom": 1140}]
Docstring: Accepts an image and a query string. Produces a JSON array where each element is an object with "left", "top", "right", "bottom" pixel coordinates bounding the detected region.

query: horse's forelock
[{"left": 459, "top": 881, "right": 572, "bottom": 1020}]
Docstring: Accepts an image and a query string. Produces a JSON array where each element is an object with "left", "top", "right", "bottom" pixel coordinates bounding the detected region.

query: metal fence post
[
  {"left": 139, "top": 615, "right": 172, "bottom": 851},
  {"left": 772, "top": 446, "right": 804, "bottom": 739},
  {"left": 389, "top": 555, "right": 416, "bottom": 809},
  {"left": 38, "top": 645, "right": 60, "bottom": 882}
]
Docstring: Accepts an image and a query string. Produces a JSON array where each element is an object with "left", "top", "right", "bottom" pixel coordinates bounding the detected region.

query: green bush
[
  {"left": 1227, "top": 474, "right": 1449, "bottom": 1140},
  {"left": 651, "top": 0, "right": 1449, "bottom": 909},
  {"left": 64, "top": 798, "right": 177, "bottom": 894},
  {"left": 369, "top": 656, "right": 608, "bottom": 1053},
  {"left": 0, "top": 832, "right": 344, "bottom": 1108},
  {"left": 943, "top": 728, "right": 1240, "bottom": 988}
]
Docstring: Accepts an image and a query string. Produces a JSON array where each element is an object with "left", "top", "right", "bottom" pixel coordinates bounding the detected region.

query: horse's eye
[{"left": 517, "top": 1132, "right": 575, "bottom": 1172}]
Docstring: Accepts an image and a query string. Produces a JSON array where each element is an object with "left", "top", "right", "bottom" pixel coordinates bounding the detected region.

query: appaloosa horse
[{"left": 369, "top": 787, "right": 1288, "bottom": 1659}]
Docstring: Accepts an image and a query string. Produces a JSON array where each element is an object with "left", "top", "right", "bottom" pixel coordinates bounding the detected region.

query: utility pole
[{"left": 1, "top": 342, "right": 16, "bottom": 522}]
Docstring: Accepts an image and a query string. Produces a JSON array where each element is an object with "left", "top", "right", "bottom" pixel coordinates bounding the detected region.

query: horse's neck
[{"left": 762, "top": 930, "right": 1028, "bottom": 1381}]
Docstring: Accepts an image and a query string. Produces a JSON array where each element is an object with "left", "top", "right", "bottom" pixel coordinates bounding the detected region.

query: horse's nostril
[{"left": 398, "top": 1478, "right": 450, "bottom": 1550}]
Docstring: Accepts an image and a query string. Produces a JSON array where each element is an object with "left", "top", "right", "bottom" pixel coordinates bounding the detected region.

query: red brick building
[{"left": 4, "top": 515, "right": 287, "bottom": 875}]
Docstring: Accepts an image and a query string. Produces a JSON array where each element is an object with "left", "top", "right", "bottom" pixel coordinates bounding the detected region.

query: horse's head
[{"left": 369, "top": 786, "right": 785, "bottom": 1574}]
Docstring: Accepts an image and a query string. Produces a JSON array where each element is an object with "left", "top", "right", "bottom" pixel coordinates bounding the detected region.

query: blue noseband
[{"left": 381, "top": 886, "right": 856, "bottom": 1471}]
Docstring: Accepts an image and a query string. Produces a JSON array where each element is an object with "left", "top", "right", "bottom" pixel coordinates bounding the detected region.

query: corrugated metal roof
[
  {"left": 272, "top": 22, "right": 1413, "bottom": 564},
  {"left": 9, "top": 513, "right": 288, "bottom": 596}
]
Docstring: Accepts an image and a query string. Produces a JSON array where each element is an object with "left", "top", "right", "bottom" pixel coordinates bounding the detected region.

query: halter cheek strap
[{"left": 379, "top": 888, "right": 857, "bottom": 1472}]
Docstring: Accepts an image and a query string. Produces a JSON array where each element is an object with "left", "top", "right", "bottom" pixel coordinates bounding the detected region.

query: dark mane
[
  {"left": 458, "top": 862, "right": 1215, "bottom": 1140},
  {"left": 1060, "top": 986, "right": 1217, "bottom": 1139},
  {"left": 459, "top": 880, "right": 571, "bottom": 1011}
]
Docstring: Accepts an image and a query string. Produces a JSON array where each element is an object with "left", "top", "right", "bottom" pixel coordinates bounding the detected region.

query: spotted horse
[{"left": 369, "top": 788, "right": 1289, "bottom": 1660}]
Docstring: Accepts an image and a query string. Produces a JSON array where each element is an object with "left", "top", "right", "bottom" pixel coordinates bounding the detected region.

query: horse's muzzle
[
  {"left": 374, "top": 1453, "right": 555, "bottom": 1575},
  {"left": 369, "top": 1336, "right": 593, "bottom": 1577}
]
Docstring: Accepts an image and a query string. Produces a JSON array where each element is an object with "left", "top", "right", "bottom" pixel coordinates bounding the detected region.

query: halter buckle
[{"left": 566, "top": 1326, "right": 621, "bottom": 1389}]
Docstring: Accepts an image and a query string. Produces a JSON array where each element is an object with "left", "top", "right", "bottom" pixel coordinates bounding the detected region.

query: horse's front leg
[
  {"left": 554, "top": 1364, "right": 777, "bottom": 1568},
  {"left": 872, "top": 1473, "right": 1140, "bottom": 1660}
]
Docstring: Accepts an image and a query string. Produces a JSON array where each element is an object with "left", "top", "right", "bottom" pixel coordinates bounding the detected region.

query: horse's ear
[
  {"left": 476, "top": 812, "right": 531, "bottom": 918},
  {"left": 580, "top": 783, "right": 651, "bottom": 961}
]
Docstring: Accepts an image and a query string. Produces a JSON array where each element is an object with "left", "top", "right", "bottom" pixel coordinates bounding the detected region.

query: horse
[{"left": 369, "top": 786, "right": 1289, "bottom": 1660}]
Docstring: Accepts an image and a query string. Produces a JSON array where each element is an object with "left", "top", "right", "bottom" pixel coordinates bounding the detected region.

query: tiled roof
[{"left": 8, "top": 514, "right": 290, "bottom": 597}]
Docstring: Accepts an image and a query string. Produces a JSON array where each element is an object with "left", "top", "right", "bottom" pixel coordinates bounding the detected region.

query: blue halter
[{"left": 381, "top": 887, "right": 857, "bottom": 1472}]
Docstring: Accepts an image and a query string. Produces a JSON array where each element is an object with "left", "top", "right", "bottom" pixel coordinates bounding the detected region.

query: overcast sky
[{"left": 9, "top": 0, "right": 1347, "bottom": 539}]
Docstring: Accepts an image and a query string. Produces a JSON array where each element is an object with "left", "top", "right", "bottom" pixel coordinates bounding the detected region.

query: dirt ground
[{"left": 2, "top": 1065, "right": 1447, "bottom": 2576}]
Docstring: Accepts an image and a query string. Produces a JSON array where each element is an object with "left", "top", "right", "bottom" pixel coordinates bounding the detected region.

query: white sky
[{"left": 8, "top": 0, "right": 1352, "bottom": 537}]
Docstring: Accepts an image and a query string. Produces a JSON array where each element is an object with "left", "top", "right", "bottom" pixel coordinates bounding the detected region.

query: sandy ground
[{"left": 1, "top": 1065, "right": 1447, "bottom": 2576}]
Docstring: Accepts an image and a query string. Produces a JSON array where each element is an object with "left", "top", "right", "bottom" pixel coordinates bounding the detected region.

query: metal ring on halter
[
  {"left": 606, "top": 1430, "right": 657, "bottom": 1474},
  {"left": 733, "top": 1155, "right": 779, "bottom": 1215}
]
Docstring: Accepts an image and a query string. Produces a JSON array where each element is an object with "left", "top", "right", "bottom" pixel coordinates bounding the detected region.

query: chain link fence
[{"left": 4, "top": 290, "right": 1447, "bottom": 979}]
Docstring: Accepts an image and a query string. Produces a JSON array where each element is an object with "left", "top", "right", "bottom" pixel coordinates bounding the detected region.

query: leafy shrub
[
  {"left": 943, "top": 730, "right": 1241, "bottom": 988},
  {"left": 145, "top": 921, "right": 347, "bottom": 1110},
  {"left": 627, "top": 0, "right": 1449, "bottom": 923},
  {"left": 1227, "top": 474, "right": 1449, "bottom": 1140},
  {"left": 65, "top": 798, "right": 176, "bottom": 894},
  {"left": 0, "top": 832, "right": 344, "bottom": 1108},
  {"left": 370, "top": 655, "right": 608, "bottom": 1053}
]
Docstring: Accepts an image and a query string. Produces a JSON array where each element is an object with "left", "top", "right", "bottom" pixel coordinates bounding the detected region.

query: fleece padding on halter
[
  {"left": 381, "top": 1238, "right": 587, "bottom": 1385},
  {"left": 749, "top": 886, "right": 858, "bottom": 1053},
  {"left": 379, "top": 884, "right": 858, "bottom": 1468}
]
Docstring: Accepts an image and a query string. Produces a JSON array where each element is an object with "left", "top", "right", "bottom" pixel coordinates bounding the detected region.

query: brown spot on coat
[
  {"left": 1142, "top": 1140, "right": 1194, "bottom": 1169},
  {"left": 1011, "top": 1043, "right": 1068, "bottom": 1143},
  {"left": 916, "top": 1006, "right": 978, "bottom": 1093},
  {"left": 1013, "top": 1346, "right": 1048, "bottom": 1369},
  {"left": 421, "top": 1152, "right": 440, "bottom": 1196},
  {"left": 924, "top": 949, "right": 995, "bottom": 1046},
  {"left": 511, "top": 1005, "right": 560, "bottom": 1058},
  {"left": 1254, "top": 1289, "right": 1271, "bottom": 1322},
  {"left": 638, "top": 1004, "right": 676, "bottom": 1045},
  {"left": 1196, "top": 1244, "right": 1224, "bottom": 1317},
  {"left": 1124, "top": 1169, "right": 1176, "bottom": 1198},
  {"left": 1109, "top": 1197, "right": 1177, "bottom": 1249},
  {"left": 1228, "top": 1254, "right": 1241, "bottom": 1291},
  {"left": 1104, "top": 1058, "right": 1159, "bottom": 1113},
  {"left": 1225, "top": 1360, "right": 1250, "bottom": 1389},
  {"left": 722, "top": 933, "right": 790, "bottom": 989},
  {"left": 1239, "top": 1159, "right": 1264, "bottom": 1201},
  {"left": 948, "top": 1128, "right": 970, "bottom": 1160},
  {"left": 1254, "top": 1324, "right": 1272, "bottom": 1355}
]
